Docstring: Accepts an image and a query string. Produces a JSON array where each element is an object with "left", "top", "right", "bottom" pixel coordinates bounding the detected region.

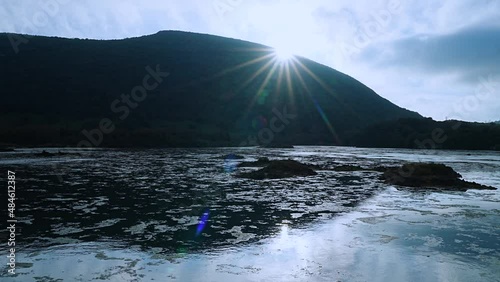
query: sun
[{"left": 273, "top": 45, "right": 295, "bottom": 62}]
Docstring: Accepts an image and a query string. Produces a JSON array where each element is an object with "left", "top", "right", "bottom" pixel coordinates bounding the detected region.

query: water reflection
[
  {"left": 4, "top": 187, "right": 499, "bottom": 281},
  {"left": 0, "top": 147, "right": 499, "bottom": 281},
  {"left": 0, "top": 147, "right": 387, "bottom": 252}
]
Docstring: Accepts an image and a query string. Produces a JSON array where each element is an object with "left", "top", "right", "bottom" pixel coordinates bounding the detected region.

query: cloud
[{"left": 359, "top": 25, "right": 500, "bottom": 84}]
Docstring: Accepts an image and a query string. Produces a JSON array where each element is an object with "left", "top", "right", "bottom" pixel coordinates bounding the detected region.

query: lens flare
[
  {"left": 273, "top": 46, "right": 295, "bottom": 62},
  {"left": 196, "top": 210, "right": 210, "bottom": 236}
]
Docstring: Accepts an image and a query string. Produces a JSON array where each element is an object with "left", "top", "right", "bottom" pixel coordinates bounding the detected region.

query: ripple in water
[{"left": 0, "top": 147, "right": 498, "bottom": 281}]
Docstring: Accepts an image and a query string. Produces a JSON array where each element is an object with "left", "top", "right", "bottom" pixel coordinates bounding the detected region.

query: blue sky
[{"left": 1, "top": 0, "right": 499, "bottom": 122}]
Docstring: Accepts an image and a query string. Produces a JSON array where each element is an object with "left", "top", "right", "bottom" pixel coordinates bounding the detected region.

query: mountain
[{"left": 0, "top": 31, "right": 421, "bottom": 147}]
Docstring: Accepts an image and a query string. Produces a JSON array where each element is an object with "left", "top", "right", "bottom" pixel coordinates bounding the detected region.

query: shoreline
[{"left": 2, "top": 145, "right": 500, "bottom": 153}]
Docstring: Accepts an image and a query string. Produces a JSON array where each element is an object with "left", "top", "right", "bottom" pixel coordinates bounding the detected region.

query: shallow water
[{"left": 0, "top": 147, "right": 499, "bottom": 281}]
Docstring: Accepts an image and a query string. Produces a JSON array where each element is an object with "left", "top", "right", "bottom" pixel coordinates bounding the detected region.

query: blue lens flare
[{"left": 196, "top": 210, "right": 210, "bottom": 236}]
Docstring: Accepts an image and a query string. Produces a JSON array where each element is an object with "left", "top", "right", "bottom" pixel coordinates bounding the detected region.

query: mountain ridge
[{"left": 0, "top": 30, "right": 422, "bottom": 147}]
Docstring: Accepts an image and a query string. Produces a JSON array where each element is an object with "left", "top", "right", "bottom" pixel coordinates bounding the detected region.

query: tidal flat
[{"left": 0, "top": 147, "right": 498, "bottom": 281}]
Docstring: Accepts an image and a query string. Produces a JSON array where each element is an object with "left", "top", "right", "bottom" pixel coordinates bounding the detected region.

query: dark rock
[
  {"left": 238, "top": 160, "right": 317, "bottom": 179},
  {"left": 382, "top": 163, "right": 496, "bottom": 191},
  {"left": 0, "top": 148, "right": 15, "bottom": 152}
]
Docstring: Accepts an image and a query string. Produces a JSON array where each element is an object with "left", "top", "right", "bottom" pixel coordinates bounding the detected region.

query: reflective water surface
[{"left": 0, "top": 147, "right": 499, "bottom": 281}]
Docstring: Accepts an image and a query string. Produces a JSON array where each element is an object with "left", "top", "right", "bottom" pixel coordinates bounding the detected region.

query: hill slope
[{"left": 0, "top": 31, "right": 421, "bottom": 147}]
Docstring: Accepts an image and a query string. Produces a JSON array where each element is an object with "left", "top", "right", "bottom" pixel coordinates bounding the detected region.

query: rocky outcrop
[
  {"left": 238, "top": 160, "right": 317, "bottom": 179},
  {"left": 381, "top": 163, "right": 496, "bottom": 191}
]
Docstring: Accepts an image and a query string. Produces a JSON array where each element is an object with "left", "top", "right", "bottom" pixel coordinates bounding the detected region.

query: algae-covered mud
[{"left": 0, "top": 147, "right": 498, "bottom": 281}]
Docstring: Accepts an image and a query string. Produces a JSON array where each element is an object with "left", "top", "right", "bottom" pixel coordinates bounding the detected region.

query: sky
[{"left": 1, "top": 0, "right": 499, "bottom": 122}]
